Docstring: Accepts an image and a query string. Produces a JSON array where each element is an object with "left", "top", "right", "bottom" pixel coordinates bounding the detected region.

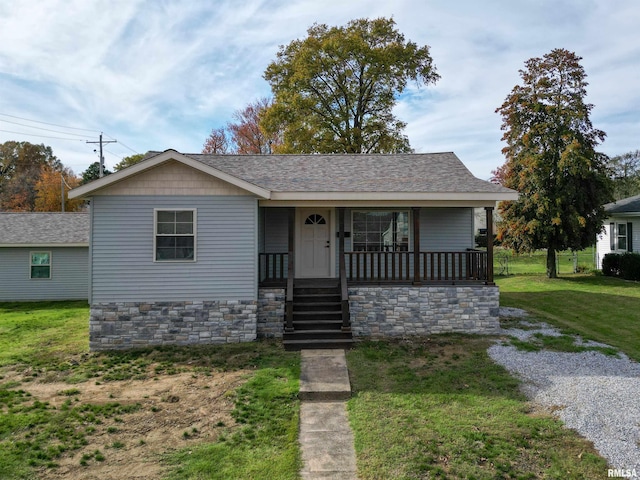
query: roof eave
[
  {"left": 269, "top": 191, "right": 519, "bottom": 201},
  {"left": 68, "top": 149, "right": 271, "bottom": 199}
]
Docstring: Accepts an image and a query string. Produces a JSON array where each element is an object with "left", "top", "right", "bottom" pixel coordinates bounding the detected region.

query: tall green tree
[
  {"left": 262, "top": 17, "right": 439, "bottom": 154},
  {"left": 0, "top": 141, "right": 62, "bottom": 211},
  {"left": 608, "top": 150, "right": 640, "bottom": 200},
  {"left": 114, "top": 153, "right": 145, "bottom": 172},
  {"left": 81, "top": 162, "right": 112, "bottom": 184},
  {"left": 495, "top": 48, "right": 612, "bottom": 278}
]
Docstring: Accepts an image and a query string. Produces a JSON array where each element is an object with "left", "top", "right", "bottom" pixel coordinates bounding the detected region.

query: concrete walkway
[{"left": 299, "top": 349, "right": 358, "bottom": 480}]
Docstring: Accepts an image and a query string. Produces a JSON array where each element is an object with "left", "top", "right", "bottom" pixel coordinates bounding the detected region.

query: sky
[{"left": 0, "top": 0, "right": 638, "bottom": 180}]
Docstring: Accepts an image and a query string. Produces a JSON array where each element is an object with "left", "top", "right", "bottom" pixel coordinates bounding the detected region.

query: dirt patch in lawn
[{"left": 9, "top": 367, "right": 249, "bottom": 480}]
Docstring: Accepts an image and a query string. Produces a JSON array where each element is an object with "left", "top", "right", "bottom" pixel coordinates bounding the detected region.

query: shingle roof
[
  {"left": 604, "top": 194, "right": 640, "bottom": 215},
  {"left": 0, "top": 212, "right": 89, "bottom": 246},
  {"left": 182, "top": 152, "right": 513, "bottom": 194}
]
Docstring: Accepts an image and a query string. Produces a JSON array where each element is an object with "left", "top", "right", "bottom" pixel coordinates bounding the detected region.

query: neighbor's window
[
  {"left": 30, "top": 252, "right": 51, "bottom": 279},
  {"left": 352, "top": 211, "right": 409, "bottom": 252},
  {"left": 610, "top": 222, "right": 633, "bottom": 252},
  {"left": 617, "top": 223, "right": 627, "bottom": 250},
  {"left": 155, "top": 210, "right": 196, "bottom": 261}
]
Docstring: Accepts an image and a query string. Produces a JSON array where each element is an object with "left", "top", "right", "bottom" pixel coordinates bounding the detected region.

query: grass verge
[
  {"left": 497, "top": 274, "right": 640, "bottom": 361},
  {"left": 347, "top": 337, "right": 608, "bottom": 479},
  {"left": 0, "top": 301, "right": 300, "bottom": 479}
]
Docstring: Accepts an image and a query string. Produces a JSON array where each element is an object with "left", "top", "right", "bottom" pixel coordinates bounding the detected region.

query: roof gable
[
  {"left": 69, "top": 150, "right": 271, "bottom": 199},
  {"left": 0, "top": 213, "right": 89, "bottom": 246}
]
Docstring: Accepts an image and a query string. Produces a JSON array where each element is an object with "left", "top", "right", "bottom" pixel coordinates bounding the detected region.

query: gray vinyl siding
[
  {"left": 0, "top": 247, "right": 88, "bottom": 301},
  {"left": 420, "top": 208, "right": 474, "bottom": 250},
  {"left": 91, "top": 195, "right": 257, "bottom": 302}
]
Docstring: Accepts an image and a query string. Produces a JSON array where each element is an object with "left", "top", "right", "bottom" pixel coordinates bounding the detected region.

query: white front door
[{"left": 297, "top": 209, "right": 332, "bottom": 278}]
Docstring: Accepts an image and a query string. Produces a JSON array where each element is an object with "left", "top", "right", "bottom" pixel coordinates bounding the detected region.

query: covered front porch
[
  {"left": 258, "top": 206, "right": 495, "bottom": 286},
  {"left": 256, "top": 205, "right": 497, "bottom": 348}
]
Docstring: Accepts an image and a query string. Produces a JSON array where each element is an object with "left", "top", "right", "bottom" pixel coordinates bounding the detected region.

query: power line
[
  {"left": 0, "top": 129, "right": 89, "bottom": 141},
  {"left": 87, "top": 133, "right": 117, "bottom": 178},
  {"left": 0, "top": 119, "right": 90, "bottom": 138},
  {"left": 0, "top": 112, "right": 101, "bottom": 133}
]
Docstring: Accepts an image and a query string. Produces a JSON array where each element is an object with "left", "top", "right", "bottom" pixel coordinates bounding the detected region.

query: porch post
[
  {"left": 485, "top": 206, "right": 494, "bottom": 284},
  {"left": 412, "top": 207, "right": 421, "bottom": 285},
  {"left": 338, "top": 207, "right": 351, "bottom": 332},
  {"left": 285, "top": 207, "right": 295, "bottom": 332}
]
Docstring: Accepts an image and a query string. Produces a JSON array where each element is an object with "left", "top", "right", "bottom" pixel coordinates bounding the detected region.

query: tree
[
  {"left": 0, "top": 141, "right": 62, "bottom": 211},
  {"left": 228, "top": 97, "right": 281, "bottom": 154},
  {"left": 34, "top": 165, "right": 83, "bottom": 212},
  {"left": 262, "top": 17, "right": 439, "bottom": 154},
  {"left": 114, "top": 153, "right": 145, "bottom": 172},
  {"left": 608, "top": 150, "right": 640, "bottom": 200},
  {"left": 495, "top": 48, "right": 613, "bottom": 278},
  {"left": 202, "top": 127, "right": 230, "bottom": 154},
  {"left": 81, "top": 162, "right": 112, "bottom": 185}
]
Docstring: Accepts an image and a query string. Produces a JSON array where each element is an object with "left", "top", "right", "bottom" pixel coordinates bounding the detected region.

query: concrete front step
[
  {"left": 284, "top": 338, "right": 354, "bottom": 352},
  {"left": 299, "top": 349, "right": 352, "bottom": 400}
]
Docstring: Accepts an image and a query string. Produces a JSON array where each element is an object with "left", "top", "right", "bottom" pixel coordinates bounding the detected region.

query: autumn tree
[
  {"left": 608, "top": 150, "right": 640, "bottom": 200},
  {"left": 202, "top": 127, "right": 230, "bottom": 154},
  {"left": 34, "top": 165, "right": 83, "bottom": 212},
  {"left": 228, "top": 97, "right": 281, "bottom": 154},
  {"left": 81, "top": 162, "right": 112, "bottom": 184},
  {"left": 262, "top": 17, "right": 439, "bottom": 154},
  {"left": 496, "top": 48, "right": 612, "bottom": 278},
  {"left": 114, "top": 153, "right": 145, "bottom": 172},
  {"left": 0, "top": 141, "right": 62, "bottom": 211}
]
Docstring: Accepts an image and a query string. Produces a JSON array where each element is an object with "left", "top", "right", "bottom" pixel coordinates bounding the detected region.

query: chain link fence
[{"left": 495, "top": 249, "right": 597, "bottom": 276}]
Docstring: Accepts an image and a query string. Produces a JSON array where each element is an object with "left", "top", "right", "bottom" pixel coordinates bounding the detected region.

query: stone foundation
[
  {"left": 257, "top": 288, "right": 285, "bottom": 338},
  {"left": 89, "top": 300, "right": 257, "bottom": 351},
  {"left": 349, "top": 285, "right": 499, "bottom": 337}
]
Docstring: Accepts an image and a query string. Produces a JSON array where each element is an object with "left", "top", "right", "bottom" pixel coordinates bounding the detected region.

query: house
[
  {"left": 69, "top": 149, "right": 518, "bottom": 350},
  {"left": 0, "top": 212, "right": 89, "bottom": 301},
  {"left": 596, "top": 194, "right": 640, "bottom": 269}
]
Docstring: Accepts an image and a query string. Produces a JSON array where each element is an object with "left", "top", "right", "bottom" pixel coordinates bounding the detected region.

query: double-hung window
[
  {"left": 30, "top": 251, "right": 51, "bottom": 279},
  {"left": 352, "top": 211, "right": 410, "bottom": 252},
  {"left": 610, "top": 222, "right": 633, "bottom": 252},
  {"left": 155, "top": 210, "right": 196, "bottom": 261}
]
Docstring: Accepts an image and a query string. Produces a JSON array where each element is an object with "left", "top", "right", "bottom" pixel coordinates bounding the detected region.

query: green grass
[
  {"left": 497, "top": 274, "right": 640, "bottom": 361},
  {"left": 0, "top": 301, "right": 89, "bottom": 367},
  {"left": 0, "top": 301, "right": 301, "bottom": 480},
  {"left": 347, "top": 337, "right": 608, "bottom": 479},
  {"left": 494, "top": 247, "right": 596, "bottom": 276},
  {"left": 165, "top": 366, "right": 301, "bottom": 480}
]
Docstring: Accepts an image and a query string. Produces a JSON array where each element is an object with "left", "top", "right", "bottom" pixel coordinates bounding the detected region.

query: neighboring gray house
[
  {"left": 0, "top": 212, "right": 89, "bottom": 301},
  {"left": 69, "top": 150, "right": 518, "bottom": 351},
  {"left": 596, "top": 194, "right": 640, "bottom": 269}
]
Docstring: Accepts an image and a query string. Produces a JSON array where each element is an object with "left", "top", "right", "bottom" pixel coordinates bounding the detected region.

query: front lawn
[
  {"left": 497, "top": 274, "right": 640, "bottom": 361},
  {"left": 0, "top": 301, "right": 300, "bottom": 480},
  {"left": 347, "top": 337, "right": 608, "bottom": 479}
]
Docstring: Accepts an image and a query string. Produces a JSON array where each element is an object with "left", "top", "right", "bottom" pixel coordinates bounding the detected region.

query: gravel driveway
[{"left": 489, "top": 308, "right": 640, "bottom": 472}]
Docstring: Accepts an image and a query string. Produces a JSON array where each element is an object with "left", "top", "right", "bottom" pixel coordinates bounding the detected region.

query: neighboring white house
[
  {"left": 0, "top": 213, "right": 89, "bottom": 301},
  {"left": 596, "top": 194, "right": 640, "bottom": 269}
]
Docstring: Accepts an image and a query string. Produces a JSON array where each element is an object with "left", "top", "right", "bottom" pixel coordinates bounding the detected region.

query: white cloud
[{"left": 0, "top": 0, "right": 638, "bottom": 178}]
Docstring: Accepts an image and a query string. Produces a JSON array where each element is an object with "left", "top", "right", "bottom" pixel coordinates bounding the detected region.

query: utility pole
[{"left": 87, "top": 133, "right": 117, "bottom": 178}]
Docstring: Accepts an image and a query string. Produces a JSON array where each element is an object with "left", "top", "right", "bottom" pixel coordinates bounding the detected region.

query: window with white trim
[
  {"left": 30, "top": 251, "right": 51, "bottom": 279},
  {"left": 352, "top": 211, "right": 409, "bottom": 252},
  {"left": 610, "top": 222, "right": 633, "bottom": 252},
  {"left": 155, "top": 210, "right": 196, "bottom": 261}
]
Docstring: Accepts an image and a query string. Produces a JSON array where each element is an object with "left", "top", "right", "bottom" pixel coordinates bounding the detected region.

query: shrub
[
  {"left": 602, "top": 252, "right": 640, "bottom": 281},
  {"left": 602, "top": 253, "right": 621, "bottom": 277},
  {"left": 620, "top": 253, "right": 640, "bottom": 281}
]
